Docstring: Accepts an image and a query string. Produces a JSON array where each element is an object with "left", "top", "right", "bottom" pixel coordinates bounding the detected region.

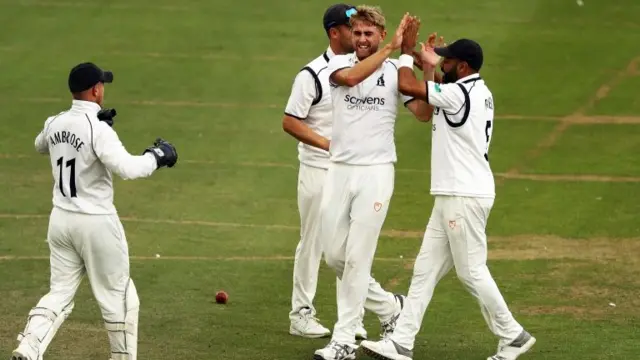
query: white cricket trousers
[
  {"left": 290, "top": 163, "right": 356, "bottom": 319},
  {"left": 320, "top": 162, "right": 398, "bottom": 345},
  {"left": 391, "top": 195, "right": 523, "bottom": 350},
  {"left": 16, "top": 207, "right": 139, "bottom": 360},
  {"left": 290, "top": 163, "right": 329, "bottom": 318}
]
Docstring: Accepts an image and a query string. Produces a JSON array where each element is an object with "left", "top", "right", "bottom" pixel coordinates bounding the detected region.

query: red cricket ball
[{"left": 215, "top": 290, "right": 228, "bottom": 304}]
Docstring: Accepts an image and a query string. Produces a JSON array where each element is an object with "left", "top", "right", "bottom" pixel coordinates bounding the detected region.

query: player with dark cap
[
  {"left": 282, "top": 3, "right": 369, "bottom": 340},
  {"left": 10, "top": 62, "right": 177, "bottom": 360},
  {"left": 359, "top": 29, "right": 536, "bottom": 360}
]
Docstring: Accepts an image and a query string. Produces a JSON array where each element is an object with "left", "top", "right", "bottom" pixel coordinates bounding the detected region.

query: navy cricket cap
[
  {"left": 323, "top": 3, "right": 357, "bottom": 32},
  {"left": 434, "top": 39, "right": 484, "bottom": 71},
  {"left": 68, "top": 62, "right": 113, "bottom": 93}
]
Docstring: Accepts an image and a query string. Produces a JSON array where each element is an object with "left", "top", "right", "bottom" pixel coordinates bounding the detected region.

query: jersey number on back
[
  {"left": 56, "top": 156, "right": 77, "bottom": 197},
  {"left": 484, "top": 120, "right": 493, "bottom": 161}
]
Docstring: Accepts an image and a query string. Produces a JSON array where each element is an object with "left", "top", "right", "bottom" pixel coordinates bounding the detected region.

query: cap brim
[
  {"left": 434, "top": 47, "right": 454, "bottom": 58},
  {"left": 101, "top": 71, "right": 114, "bottom": 83}
]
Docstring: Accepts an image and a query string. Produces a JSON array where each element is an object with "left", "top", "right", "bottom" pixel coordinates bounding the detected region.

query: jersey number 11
[{"left": 56, "top": 156, "right": 77, "bottom": 197}]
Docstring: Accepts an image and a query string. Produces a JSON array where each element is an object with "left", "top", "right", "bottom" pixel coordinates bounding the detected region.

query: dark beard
[{"left": 441, "top": 65, "right": 458, "bottom": 84}]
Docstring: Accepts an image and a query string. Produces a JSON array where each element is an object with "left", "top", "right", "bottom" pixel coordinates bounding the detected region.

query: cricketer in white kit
[
  {"left": 313, "top": 8, "right": 433, "bottom": 360},
  {"left": 282, "top": 3, "right": 367, "bottom": 340},
  {"left": 360, "top": 35, "right": 536, "bottom": 360},
  {"left": 10, "top": 62, "right": 178, "bottom": 360}
]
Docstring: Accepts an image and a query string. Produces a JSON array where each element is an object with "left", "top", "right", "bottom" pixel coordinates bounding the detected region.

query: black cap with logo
[
  {"left": 323, "top": 3, "right": 357, "bottom": 33},
  {"left": 434, "top": 39, "right": 484, "bottom": 71},
  {"left": 68, "top": 62, "right": 113, "bottom": 93}
]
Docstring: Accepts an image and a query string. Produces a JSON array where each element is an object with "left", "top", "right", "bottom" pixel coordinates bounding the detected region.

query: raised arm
[
  {"left": 399, "top": 32, "right": 443, "bottom": 99},
  {"left": 330, "top": 13, "right": 411, "bottom": 87},
  {"left": 94, "top": 122, "right": 177, "bottom": 180},
  {"left": 398, "top": 16, "right": 433, "bottom": 122},
  {"left": 330, "top": 44, "right": 395, "bottom": 87}
]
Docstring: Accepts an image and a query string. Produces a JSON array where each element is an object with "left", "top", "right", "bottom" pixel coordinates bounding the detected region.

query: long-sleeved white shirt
[{"left": 35, "top": 99, "right": 157, "bottom": 215}]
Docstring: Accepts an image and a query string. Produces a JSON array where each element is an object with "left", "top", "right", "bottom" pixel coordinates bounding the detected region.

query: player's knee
[
  {"left": 455, "top": 265, "right": 488, "bottom": 288},
  {"left": 324, "top": 250, "right": 344, "bottom": 272},
  {"left": 126, "top": 279, "right": 140, "bottom": 308},
  {"left": 46, "top": 286, "right": 77, "bottom": 304}
]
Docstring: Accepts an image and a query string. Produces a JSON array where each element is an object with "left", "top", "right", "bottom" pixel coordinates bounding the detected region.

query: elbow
[
  {"left": 417, "top": 114, "right": 433, "bottom": 122},
  {"left": 398, "top": 80, "right": 415, "bottom": 97},
  {"left": 35, "top": 144, "right": 48, "bottom": 154},
  {"left": 398, "top": 82, "right": 410, "bottom": 96},
  {"left": 344, "top": 77, "right": 359, "bottom": 87},
  {"left": 282, "top": 116, "right": 296, "bottom": 135}
]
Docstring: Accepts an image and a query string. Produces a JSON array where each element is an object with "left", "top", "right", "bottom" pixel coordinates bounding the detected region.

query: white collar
[
  {"left": 324, "top": 46, "right": 336, "bottom": 61},
  {"left": 70, "top": 99, "right": 102, "bottom": 113},
  {"left": 456, "top": 73, "right": 482, "bottom": 83}
]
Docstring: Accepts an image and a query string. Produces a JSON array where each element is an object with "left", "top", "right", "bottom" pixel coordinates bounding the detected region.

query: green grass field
[{"left": 1, "top": 0, "right": 639, "bottom": 359}]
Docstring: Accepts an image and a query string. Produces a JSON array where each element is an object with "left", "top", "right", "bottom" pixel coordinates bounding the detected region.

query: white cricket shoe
[
  {"left": 379, "top": 294, "right": 405, "bottom": 339},
  {"left": 360, "top": 338, "right": 413, "bottom": 360},
  {"left": 355, "top": 321, "right": 368, "bottom": 340},
  {"left": 487, "top": 330, "right": 536, "bottom": 360},
  {"left": 290, "top": 307, "right": 331, "bottom": 338},
  {"left": 313, "top": 340, "right": 357, "bottom": 360}
]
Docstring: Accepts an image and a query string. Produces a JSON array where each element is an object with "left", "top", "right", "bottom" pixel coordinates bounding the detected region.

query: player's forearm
[
  {"left": 338, "top": 44, "right": 394, "bottom": 87},
  {"left": 398, "top": 66, "right": 427, "bottom": 100},
  {"left": 423, "top": 65, "right": 436, "bottom": 101},
  {"left": 103, "top": 151, "right": 158, "bottom": 180},
  {"left": 423, "top": 65, "right": 436, "bottom": 83},
  {"left": 413, "top": 100, "right": 434, "bottom": 122},
  {"left": 282, "top": 116, "right": 329, "bottom": 151}
]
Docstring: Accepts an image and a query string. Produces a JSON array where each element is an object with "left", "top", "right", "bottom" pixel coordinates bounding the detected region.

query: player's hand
[
  {"left": 419, "top": 33, "right": 442, "bottom": 68},
  {"left": 401, "top": 16, "right": 420, "bottom": 54},
  {"left": 389, "top": 13, "right": 412, "bottom": 51},
  {"left": 143, "top": 138, "right": 178, "bottom": 168},
  {"left": 427, "top": 32, "right": 445, "bottom": 49},
  {"left": 97, "top": 108, "right": 117, "bottom": 127}
]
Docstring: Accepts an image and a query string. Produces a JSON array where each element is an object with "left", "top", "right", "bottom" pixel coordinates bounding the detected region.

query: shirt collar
[
  {"left": 456, "top": 73, "right": 482, "bottom": 83},
  {"left": 70, "top": 99, "right": 101, "bottom": 113},
  {"left": 351, "top": 52, "right": 360, "bottom": 64},
  {"left": 323, "top": 46, "right": 336, "bottom": 62}
]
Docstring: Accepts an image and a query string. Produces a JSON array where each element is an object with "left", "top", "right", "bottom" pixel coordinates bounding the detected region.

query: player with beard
[{"left": 359, "top": 26, "right": 536, "bottom": 360}]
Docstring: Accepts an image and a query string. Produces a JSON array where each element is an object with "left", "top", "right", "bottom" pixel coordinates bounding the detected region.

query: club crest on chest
[{"left": 374, "top": 202, "right": 383, "bottom": 212}]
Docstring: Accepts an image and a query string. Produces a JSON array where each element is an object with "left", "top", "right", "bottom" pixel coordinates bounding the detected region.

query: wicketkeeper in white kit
[
  {"left": 359, "top": 20, "right": 536, "bottom": 360},
  {"left": 10, "top": 62, "right": 178, "bottom": 360}
]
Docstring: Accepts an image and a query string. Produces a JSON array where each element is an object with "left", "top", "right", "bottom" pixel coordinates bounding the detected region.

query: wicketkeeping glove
[
  {"left": 143, "top": 138, "right": 178, "bottom": 168},
  {"left": 97, "top": 108, "right": 117, "bottom": 127}
]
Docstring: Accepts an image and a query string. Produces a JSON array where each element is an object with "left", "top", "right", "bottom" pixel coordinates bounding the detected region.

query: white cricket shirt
[
  {"left": 427, "top": 74, "right": 495, "bottom": 198},
  {"left": 327, "top": 53, "right": 413, "bottom": 165},
  {"left": 283, "top": 47, "right": 335, "bottom": 169},
  {"left": 34, "top": 100, "right": 158, "bottom": 215}
]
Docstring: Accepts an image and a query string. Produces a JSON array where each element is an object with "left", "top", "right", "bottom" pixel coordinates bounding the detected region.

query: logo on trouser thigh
[
  {"left": 374, "top": 202, "right": 383, "bottom": 212},
  {"left": 448, "top": 220, "right": 456, "bottom": 229}
]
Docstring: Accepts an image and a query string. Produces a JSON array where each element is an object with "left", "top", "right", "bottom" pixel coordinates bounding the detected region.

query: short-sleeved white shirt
[
  {"left": 326, "top": 53, "right": 414, "bottom": 165},
  {"left": 427, "top": 74, "right": 495, "bottom": 198},
  {"left": 283, "top": 47, "right": 335, "bottom": 169},
  {"left": 34, "top": 100, "right": 158, "bottom": 214}
]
